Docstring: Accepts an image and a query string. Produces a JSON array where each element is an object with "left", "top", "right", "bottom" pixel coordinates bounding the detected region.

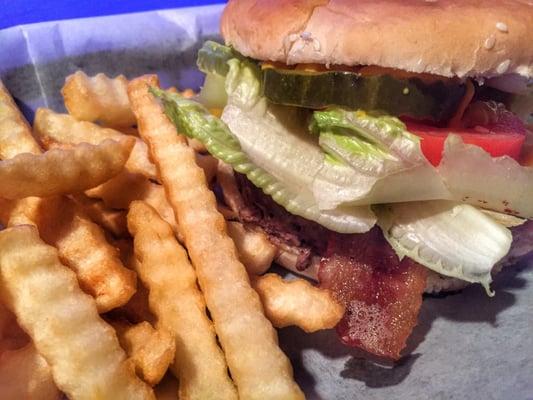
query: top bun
[{"left": 221, "top": 0, "right": 533, "bottom": 78}]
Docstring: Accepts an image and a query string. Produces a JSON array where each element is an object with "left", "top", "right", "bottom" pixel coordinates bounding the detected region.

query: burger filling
[{"left": 154, "top": 41, "right": 533, "bottom": 360}]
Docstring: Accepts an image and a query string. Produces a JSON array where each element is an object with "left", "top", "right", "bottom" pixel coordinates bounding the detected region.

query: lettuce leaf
[
  {"left": 222, "top": 58, "right": 451, "bottom": 210},
  {"left": 377, "top": 201, "right": 513, "bottom": 295},
  {"left": 153, "top": 87, "right": 377, "bottom": 233},
  {"left": 196, "top": 40, "right": 241, "bottom": 77},
  {"left": 310, "top": 109, "right": 425, "bottom": 177},
  {"left": 439, "top": 135, "right": 533, "bottom": 218}
]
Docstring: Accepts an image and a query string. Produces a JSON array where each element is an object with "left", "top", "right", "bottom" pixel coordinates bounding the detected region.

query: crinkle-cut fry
[
  {"left": 8, "top": 196, "right": 136, "bottom": 313},
  {"left": 0, "top": 80, "right": 133, "bottom": 312},
  {"left": 0, "top": 344, "right": 61, "bottom": 400},
  {"left": 227, "top": 221, "right": 277, "bottom": 276},
  {"left": 128, "top": 201, "right": 237, "bottom": 400},
  {"left": 128, "top": 76, "right": 303, "bottom": 400},
  {"left": 0, "top": 300, "right": 30, "bottom": 354},
  {"left": 187, "top": 137, "right": 207, "bottom": 153},
  {"left": 34, "top": 108, "right": 157, "bottom": 180},
  {"left": 62, "top": 71, "right": 136, "bottom": 127},
  {"left": 111, "top": 320, "right": 176, "bottom": 386},
  {"left": 216, "top": 161, "right": 247, "bottom": 214},
  {"left": 71, "top": 194, "right": 128, "bottom": 237},
  {"left": 0, "top": 226, "right": 155, "bottom": 400},
  {"left": 0, "top": 80, "right": 42, "bottom": 159},
  {"left": 116, "top": 280, "right": 155, "bottom": 325},
  {"left": 180, "top": 88, "right": 196, "bottom": 99},
  {"left": 0, "top": 197, "right": 15, "bottom": 227},
  {"left": 0, "top": 137, "right": 134, "bottom": 200},
  {"left": 86, "top": 172, "right": 180, "bottom": 236},
  {"left": 154, "top": 374, "right": 179, "bottom": 400},
  {"left": 251, "top": 274, "right": 345, "bottom": 333},
  {"left": 119, "top": 126, "right": 141, "bottom": 137},
  {"left": 195, "top": 153, "right": 218, "bottom": 183}
]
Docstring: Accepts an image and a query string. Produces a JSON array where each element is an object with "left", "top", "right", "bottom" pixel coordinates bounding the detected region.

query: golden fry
[
  {"left": 34, "top": 108, "right": 157, "bottom": 180},
  {"left": 252, "top": 274, "right": 345, "bottom": 333},
  {"left": 0, "top": 137, "right": 134, "bottom": 199},
  {"left": 187, "top": 137, "right": 207, "bottom": 153},
  {"left": 0, "top": 79, "right": 134, "bottom": 312},
  {"left": 216, "top": 161, "right": 247, "bottom": 213},
  {"left": 128, "top": 201, "right": 238, "bottom": 400},
  {"left": 117, "top": 280, "right": 155, "bottom": 324},
  {"left": 86, "top": 172, "right": 179, "bottom": 236},
  {"left": 62, "top": 71, "right": 136, "bottom": 127},
  {"left": 8, "top": 196, "right": 136, "bottom": 313},
  {"left": 227, "top": 221, "right": 276, "bottom": 275},
  {"left": 154, "top": 374, "right": 179, "bottom": 400},
  {"left": 0, "top": 80, "right": 42, "bottom": 159},
  {"left": 71, "top": 194, "right": 128, "bottom": 237},
  {"left": 129, "top": 76, "right": 303, "bottom": 400},
  {"left": 0, "top": 226, "right": 154, "bottom": 400},
  {"left": 195, "top": 152, "right": 218, "bottom": 183},
  {"left": 0, "top": 344, "right": 61, "bottom": 400},
  {"left": 0, "top": 300, "right": 30, "bottom": 353},
  {"left": 111, "top": 320, "right": 176, "bottom": 386},
  {"left": 0, "top": 197, "right": 15, "bottom": 227}
]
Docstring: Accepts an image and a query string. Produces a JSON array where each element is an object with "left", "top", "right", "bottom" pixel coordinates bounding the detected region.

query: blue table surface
[{"left": 0, "top": 0, "right": 225, "bottom": 30}]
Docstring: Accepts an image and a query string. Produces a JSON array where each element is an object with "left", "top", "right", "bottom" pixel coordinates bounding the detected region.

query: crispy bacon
[{"left": 318, "top": 227, "right": 427, "bottom": 360}]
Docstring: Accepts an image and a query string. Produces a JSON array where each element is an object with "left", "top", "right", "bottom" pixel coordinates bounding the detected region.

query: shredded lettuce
[
  {"left": 310, "top": 109, "right": 425, "bottom": 177},
  {"left": 377, "top": 201, "right": 513, "bottom": 295},
  {"left": 152, "top": 87, "right": 377, "bottom": 233},
  {"left": 439, "top": 135, "right": 533, "bottom": 218},
  {"left": 222, "top": 58, "right": 451, "bottom": 210}
]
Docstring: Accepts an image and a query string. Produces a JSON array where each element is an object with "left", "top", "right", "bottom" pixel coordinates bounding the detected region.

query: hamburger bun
[{"left": 221, "top": 0, "right": 533, "bottom": 78}]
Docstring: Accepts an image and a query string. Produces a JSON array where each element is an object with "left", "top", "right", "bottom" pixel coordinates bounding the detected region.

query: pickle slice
[{"left": 263, "top": 68, "right": 467, "bottom": 122}]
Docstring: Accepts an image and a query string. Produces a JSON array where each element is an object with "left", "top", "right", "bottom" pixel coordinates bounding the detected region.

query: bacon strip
[{"left": 318, "top": 227, "right": 427, "bottom": 360}]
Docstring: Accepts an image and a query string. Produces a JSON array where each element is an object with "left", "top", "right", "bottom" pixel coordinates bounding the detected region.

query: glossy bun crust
[{"left": 221, "top": 0, "right": 533, "bottom": 78}]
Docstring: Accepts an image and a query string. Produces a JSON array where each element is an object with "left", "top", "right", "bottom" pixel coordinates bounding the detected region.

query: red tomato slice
[{"left": 404, "top": 112, "right": 526, "bottom": 166}]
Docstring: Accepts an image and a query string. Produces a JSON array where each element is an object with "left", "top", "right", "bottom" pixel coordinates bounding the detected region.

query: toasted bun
[{"left": 221, "top": 0, "right": 533, "bottom": 78}]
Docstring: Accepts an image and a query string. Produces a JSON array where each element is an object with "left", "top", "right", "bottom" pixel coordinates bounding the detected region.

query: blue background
[{"left": 0, "top": 0, "right": 225, "bottom": 29}]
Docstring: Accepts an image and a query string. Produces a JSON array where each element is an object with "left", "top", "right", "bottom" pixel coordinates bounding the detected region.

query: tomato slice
[{"left": 404, "top": 112, "right": 526, "bottom": 166}]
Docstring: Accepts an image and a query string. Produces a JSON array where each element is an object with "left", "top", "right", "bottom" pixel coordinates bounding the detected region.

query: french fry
[
  {"left": 227, "top": 221, "right": 277, "bottom": 275},
  {"left": 180, "top": 88, "right": 196, "bottom": 99},
  {"left": 71, "top": 194, "right": 128, "bottom": 237},
  {"left": 0, "top": 226, "right": 154, "bottom": 400},
  {"left": 252, "top": 274, "right": 345, "bottom": 333},
  {"left": 86, "top": 172, "right": 180, "bottom": 236},
  {"left": 195, "top": 152, "right": 218, "bottom": 183},
  {"left": 62, "top": 71, "right": 136, "bottom": 127},
  {"left": 34, "top": 108, "right": 157, "bottom": 180},
  {"left": 0, "top": 344, "right": 61, "bottom": 400},
  {"left": 129, "top": 76, "right": 303, "bottom": 400},
  {"left": 187, "top": 137, "right": 207, "bottom": 153},
  {"left": 0, "top": 80, "right": 42, "bottom": 159},
  {"left": 0, "top": 197, "right": 15, "bottom": 226},
  {"left": 117, "top": 280, "right": 155, "bottom": 324},
  {"left": 216, "top": 161, "right": 247, "bottom": 214},
  {"left": 128, "top": 201, "right": 238, "bottom": 399},
  {"left": 7, "top": 196, "right": 136, "bottom": 313},
  {"left": 119, "top": 126, "right": 140, "bottom": 136},
  {"left": 0, "top": 137, "right": 134, "bottom": 199},
  {"left": 154, "top": 374, "right": 179, "bottom": 400},
  {"left": 0, "top": 301, "right": 30, "bottom": 354},
  {"left": 0, "top": 81, "right": 134, "bottom": 313},
  {"left": 111, "top": 320, "right": 176, "bottom": 386}
]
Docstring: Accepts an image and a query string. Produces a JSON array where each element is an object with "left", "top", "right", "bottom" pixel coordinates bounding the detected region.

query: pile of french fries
[{"left": 0, "top": 71, "right": 345, "bottom": 399}]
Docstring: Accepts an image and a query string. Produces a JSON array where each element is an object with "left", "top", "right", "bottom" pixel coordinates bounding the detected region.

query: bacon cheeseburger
[{"left": 155, "top": 0, "right": 533, "bottom": 359}]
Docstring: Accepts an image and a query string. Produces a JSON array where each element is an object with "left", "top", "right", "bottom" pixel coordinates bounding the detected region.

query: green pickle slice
[{"left": 263, "top": 68, "right": 467, "bottom": 122}]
